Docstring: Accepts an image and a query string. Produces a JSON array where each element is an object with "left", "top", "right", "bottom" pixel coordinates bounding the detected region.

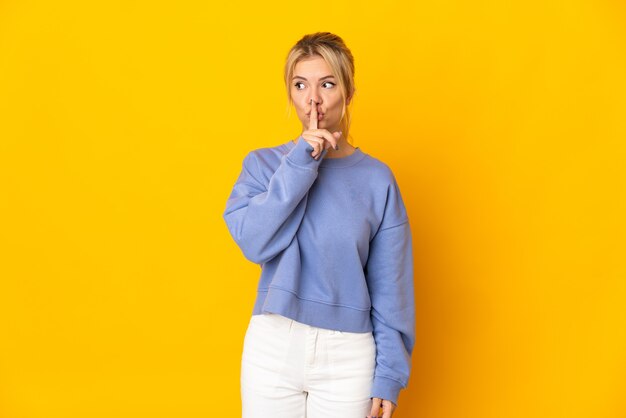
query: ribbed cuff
[
  {"left": 285, "top": 135, "right": 326, "bottom": 168},
  {"left": 370, "top": 375, "right": 404, "bottom": 407}
]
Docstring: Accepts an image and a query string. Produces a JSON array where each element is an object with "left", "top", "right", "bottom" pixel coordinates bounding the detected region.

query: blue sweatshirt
[{"left": 222, "top": 135, "right": 415, "bottom": 406}]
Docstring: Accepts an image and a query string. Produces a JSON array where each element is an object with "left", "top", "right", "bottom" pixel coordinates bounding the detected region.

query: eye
[{"left": 293, "top": 81, "right": 335, "bottom": 90}]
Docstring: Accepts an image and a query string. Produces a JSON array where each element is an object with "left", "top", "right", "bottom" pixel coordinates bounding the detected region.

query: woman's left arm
[{"left": 365, "top": 176, "right": 416, "bottom": 408}]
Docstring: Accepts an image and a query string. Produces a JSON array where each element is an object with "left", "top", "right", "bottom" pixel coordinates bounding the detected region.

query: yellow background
[{"left": 1, "top": 0, "right": 625, "bottom": 417}]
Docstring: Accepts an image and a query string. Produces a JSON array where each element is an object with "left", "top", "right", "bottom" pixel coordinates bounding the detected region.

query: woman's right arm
[{"left": 222, "top": 138, "right": 325, "bottom": 265}]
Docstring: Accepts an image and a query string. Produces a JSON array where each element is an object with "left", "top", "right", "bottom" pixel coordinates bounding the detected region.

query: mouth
[{"left": 306, "top": 113, "right": 325, "bottom": 120}]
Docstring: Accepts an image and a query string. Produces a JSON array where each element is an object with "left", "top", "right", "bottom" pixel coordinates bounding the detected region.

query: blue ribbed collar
[{"left": 283, "top": 138, "right": 366, "bottom": 168}]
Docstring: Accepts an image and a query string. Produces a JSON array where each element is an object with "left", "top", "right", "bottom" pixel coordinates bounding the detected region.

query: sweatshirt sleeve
[
  {"left": 222, "top": 137, "right": 326, "bottom": 265},
  {"left": 365, "top": 175, "right": 416, "bottom": 407}
]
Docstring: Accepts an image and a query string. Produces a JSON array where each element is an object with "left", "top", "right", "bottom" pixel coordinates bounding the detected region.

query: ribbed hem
[{"left": 252, "top": 286, "right": 373, "bottom": 333}]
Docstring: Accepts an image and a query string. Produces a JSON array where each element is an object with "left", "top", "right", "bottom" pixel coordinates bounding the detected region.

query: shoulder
[
  {"left": 360, "top": 152, "right": 400, "bottom": 187},
  {"left": 240, "top": 142, "right": 292, "bottom": 186},
  {"left": 361, "top": 152, "right": 409, "bottom": 220},
  {"left": 243, "top": 142, "right": 289, "bottom": 168}
]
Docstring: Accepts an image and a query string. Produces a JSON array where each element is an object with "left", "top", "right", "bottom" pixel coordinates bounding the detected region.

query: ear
[{"left": 346, "top": 89, "right": 355, "bottom": 106}]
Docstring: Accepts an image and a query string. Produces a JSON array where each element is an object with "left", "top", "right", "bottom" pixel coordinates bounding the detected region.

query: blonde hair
[{"left": 284, "top": 32, "right": 357, "bottom": 144}]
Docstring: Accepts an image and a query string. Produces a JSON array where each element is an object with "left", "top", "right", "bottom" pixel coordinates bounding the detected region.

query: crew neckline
[{"left": 284, "top": 139, "right": 367, "bottom": 168}]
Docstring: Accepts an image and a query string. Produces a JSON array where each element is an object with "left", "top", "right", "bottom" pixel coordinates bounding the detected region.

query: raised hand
[{"left": 300, "top": 99, "right": 341, "bottom": 160}]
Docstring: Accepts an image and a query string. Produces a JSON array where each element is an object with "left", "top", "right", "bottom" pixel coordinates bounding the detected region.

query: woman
[{"left": 223, "top": 32, "right": 415, "bottom": 418}]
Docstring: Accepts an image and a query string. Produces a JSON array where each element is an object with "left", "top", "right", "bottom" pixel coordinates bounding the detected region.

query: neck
[
  {"left": 325, "top": 137, "right": 356, "bottom": 158},
  {"left": 293, "top": 132, "right": 355, "bottom": 158}
]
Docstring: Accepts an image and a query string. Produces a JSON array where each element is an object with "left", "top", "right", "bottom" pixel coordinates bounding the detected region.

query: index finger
[{"left": 309, "top": 99, "right": 318, "bottom": 131}]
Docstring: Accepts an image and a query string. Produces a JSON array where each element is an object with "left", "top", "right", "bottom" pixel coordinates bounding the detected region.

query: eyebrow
[{"left": 292, "top": 75, "right": 336, "bottom": 81}]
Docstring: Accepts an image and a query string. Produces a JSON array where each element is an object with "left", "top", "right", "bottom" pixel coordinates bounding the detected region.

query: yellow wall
[{"left": 1, "top": 0, "right": 625, "bottom": 417}]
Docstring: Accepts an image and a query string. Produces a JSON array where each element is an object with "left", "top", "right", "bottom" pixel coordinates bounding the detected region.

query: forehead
[{"left": 293, "top": 56, "right": 334, "bottom": 78}]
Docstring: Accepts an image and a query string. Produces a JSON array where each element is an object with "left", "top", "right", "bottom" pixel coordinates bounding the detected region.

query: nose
[
  {"left": 307, "top": 85, "right": 322, "bottom": 109},
  {"left": 308, "top": 98, "right": 322, "bottom": 112}
]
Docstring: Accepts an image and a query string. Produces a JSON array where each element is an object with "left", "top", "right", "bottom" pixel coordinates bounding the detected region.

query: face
[{"left": 290, "top": 56, "right": 350, "bottom": 133}]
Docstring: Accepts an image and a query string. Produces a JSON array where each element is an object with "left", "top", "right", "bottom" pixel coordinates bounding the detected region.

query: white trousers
[{"left": 241, "top": 312, "right": 376, "bottom": 418}]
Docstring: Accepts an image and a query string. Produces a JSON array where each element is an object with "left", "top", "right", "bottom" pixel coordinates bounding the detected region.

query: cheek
[
  {"left": 328, "top": 97, "right": 342, "bottom": 111},
  {"left": 329, "top": 103, "right": 342, "bottom": 115}
]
